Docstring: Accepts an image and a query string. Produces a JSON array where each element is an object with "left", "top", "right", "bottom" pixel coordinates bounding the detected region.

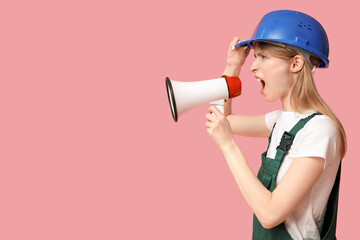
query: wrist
[
  {"left": 219, "top": 138, "right": 237, "bottom": 153},
  {"left": 223, "top": 66, "right": 241, "bottom": 76}
]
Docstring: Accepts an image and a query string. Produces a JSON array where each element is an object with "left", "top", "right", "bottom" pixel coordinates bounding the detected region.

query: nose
[{"left": 250, "top": 58, "right": 258, "bottom": 73}]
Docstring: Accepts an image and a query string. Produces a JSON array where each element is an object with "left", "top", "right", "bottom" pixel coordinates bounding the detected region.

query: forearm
[
  {"left": 223, "top": 65, "right": 241, "bottom": 77},
  {"left": 222, "top": 66, "right": 240, "bottom": 117},
  {"left": 227, "top": 114, "right": 270, "bottom": 138},
  {"left": 220, "top": 140, "right": 277, "bottom": 228}
]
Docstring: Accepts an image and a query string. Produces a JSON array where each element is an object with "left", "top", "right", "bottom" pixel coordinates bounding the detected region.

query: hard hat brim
[
  {"left": 234, "top": 38, "right": 329, "bottom": 68},
  {"left": 234, "top": 39, "right": 254, "bottom": 48}
]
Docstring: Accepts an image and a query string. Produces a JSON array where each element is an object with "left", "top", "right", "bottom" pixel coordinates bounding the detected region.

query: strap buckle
[{"left": 277, "top": 131, "right": 295, "bottom": 153}]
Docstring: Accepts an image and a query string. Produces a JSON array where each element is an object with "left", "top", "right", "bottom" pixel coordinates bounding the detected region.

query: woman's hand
[
  {"left": 223, "top": 37, "right": 251, "bottom": 76},
  {"left": 205, "top": 105, "right": 235, "bottom": 151}
]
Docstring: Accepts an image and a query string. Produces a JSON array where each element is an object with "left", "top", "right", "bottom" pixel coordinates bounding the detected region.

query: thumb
[{"left": 228, "top": 37, "right": 240, "bottom": 51}]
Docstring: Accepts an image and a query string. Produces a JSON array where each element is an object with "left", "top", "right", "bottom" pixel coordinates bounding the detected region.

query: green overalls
[{"left": 253, "top": 113, "right": 341, "bottom": 240}]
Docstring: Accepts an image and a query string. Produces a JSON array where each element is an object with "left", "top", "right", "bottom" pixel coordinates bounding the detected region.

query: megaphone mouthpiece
[{"left": 224, "top": 75, "right": 242, "bottom": 98}]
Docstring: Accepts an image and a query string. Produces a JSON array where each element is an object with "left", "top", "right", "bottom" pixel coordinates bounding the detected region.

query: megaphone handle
[
  {"left": 209, "top": 99, "right": 225, "bottom": 114},
  {"left": 216, "top": 104, "right": 224, "bottom": 114}
]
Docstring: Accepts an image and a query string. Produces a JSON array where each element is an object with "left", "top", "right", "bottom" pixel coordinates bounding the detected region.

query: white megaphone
[{"left": 166, "top": 75, "right": 242, "bottom": 122}]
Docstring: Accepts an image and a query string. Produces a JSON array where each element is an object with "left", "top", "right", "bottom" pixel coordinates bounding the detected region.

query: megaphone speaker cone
[{"left": 165, "top": 77, "right": 178, "bottom": 122}]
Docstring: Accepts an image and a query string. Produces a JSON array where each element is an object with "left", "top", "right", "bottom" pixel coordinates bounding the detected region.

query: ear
[{"left": 290, "top": 55, "right": 305, "bottom": 73}]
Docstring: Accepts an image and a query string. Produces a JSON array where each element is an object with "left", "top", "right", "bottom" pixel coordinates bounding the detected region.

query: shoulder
[
  {"left": 265, "top": 110, "right": 282, "bottom": 130},
  {"left": 302, "top": 114, "right": 337, "bottom": 139},
  {"left": 293, "top": 114, "right": 339, "bottom": 162}
]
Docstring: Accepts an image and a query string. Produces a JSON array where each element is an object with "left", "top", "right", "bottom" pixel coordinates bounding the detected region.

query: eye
[{"left": 254, "top": 53, "right": 267, "bottom": 59}]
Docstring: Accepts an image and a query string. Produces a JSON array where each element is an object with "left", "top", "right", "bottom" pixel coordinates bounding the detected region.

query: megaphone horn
[{"left": 165, "top": 75, "right": 242, "bottom": 122}]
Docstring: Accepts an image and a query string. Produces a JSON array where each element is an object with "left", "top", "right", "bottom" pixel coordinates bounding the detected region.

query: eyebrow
[{"left": 254, "top": 51, "right": 265, "bottom": 57}]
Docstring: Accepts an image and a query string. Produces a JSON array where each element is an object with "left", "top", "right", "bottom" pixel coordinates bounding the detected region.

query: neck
[
  {"left": 281, "top": 94, "right": 294, "bottom": 112},
  {"left": 282, "top": 75, "right": 297, "bottom": 112}
]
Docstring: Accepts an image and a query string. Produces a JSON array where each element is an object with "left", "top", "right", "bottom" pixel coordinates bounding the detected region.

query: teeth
[{"left": 256, "top": 78, "right": 261, "bottom": 82}]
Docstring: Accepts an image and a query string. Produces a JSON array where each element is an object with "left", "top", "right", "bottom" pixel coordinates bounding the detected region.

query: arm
[
  {"left": 205, "top": 106, "right": 325, "bottom": 229},
  {"left": 223, "top": 98, "right": 269, "bottom": 138},
  {"left": 222, "top": 38, "right": 269, "bottom": 138},
  {"left": 222, "top": 140, "right": 324, "bottom": 229},
  {"left": 222, "top": 37, "right": 248, "bottom": 117},
  {"left": 227, "top": 114, "right": 270, "bottom": 138}
]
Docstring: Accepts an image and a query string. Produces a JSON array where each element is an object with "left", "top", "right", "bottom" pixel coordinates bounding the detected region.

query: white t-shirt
[{"left": 265, "top": 110, "right": 341, "bottom": 240}]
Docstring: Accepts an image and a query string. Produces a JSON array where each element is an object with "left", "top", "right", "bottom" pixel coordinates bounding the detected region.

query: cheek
[{"left": 267, "top": 67, "right": 292, "bottom": 92}]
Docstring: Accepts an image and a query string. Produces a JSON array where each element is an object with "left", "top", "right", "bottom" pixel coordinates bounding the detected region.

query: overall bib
[{"left": 252, "top": 113, "right": 341, "bottom": 240}]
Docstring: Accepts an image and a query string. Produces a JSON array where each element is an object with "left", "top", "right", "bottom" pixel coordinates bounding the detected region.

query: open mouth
[{"left": 257, "top": 78, "right": 265, "bottom": 89}]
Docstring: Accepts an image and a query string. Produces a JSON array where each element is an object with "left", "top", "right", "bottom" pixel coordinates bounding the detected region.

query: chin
[{"left": 263, "top": 95, "right": 279, "bottom": 103}]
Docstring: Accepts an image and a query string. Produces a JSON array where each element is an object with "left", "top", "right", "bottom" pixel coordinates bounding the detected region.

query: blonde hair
[{"left": 256, "top": 42, "right": 347, "bottom": 159}]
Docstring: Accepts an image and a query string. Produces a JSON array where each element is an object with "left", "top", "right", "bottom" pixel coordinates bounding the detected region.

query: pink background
[{"left": 1, "top": 0, "right": 358, "bottom": 239}]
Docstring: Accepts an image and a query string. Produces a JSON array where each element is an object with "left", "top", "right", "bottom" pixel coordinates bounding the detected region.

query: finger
[
  {"left": 205, "top": 112, "right": 216, "bottom": 122},
  {"left": 232, "top": 38, "right": 248, "bottom": 50},
  {"left": 208, "top": 105, "right": 216, "bottom": 116},
  {"left": 229, "top": 37, "right": 240, "bottom": 50},
  {"left": 233, "top": 39, "right": 251, "bottom": 51},
  {"left": 244, "top": 46, "right": 251, "bottom": 55},
  {"left": 230, "top": 37, "right": 239, "bottom": 44},
  {"left": 209, "top": 105, "right": 223, "bottom": 117},
  {"left": 205, "top": 121, "right": 213, "bottom": 128}
]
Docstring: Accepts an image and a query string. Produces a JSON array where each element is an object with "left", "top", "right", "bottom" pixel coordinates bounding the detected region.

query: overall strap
[
  {"left": 321, "top": 160, "right": 342, "bottom": 239},
  {"left": 274, "top": 112, "right": 322, "bottom": 161},
  {"left": 266, "top": 123, "right": 276, "bottom": 151}
]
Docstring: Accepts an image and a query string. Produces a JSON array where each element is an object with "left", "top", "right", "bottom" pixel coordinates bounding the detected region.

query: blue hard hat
[{"left": 235, "top": 10, "right": 330, "bottom": 68}]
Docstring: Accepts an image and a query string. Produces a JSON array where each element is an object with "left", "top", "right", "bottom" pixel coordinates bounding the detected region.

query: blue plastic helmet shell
[{"left": 235, "top": 10, "right": 330, "bottom": 68}]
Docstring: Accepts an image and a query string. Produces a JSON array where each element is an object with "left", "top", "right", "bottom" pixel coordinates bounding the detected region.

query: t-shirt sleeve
[
  {"left": 265, "top": 110, "right": 282, "bottom": 131},
  {"left": 293, "top": 116, "right": 338, "bottom": 164}
]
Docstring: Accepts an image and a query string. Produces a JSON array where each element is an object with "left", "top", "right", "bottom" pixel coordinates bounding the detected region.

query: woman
[{"left": 205, "top": 10, "right": 346, "bottom": 240}]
